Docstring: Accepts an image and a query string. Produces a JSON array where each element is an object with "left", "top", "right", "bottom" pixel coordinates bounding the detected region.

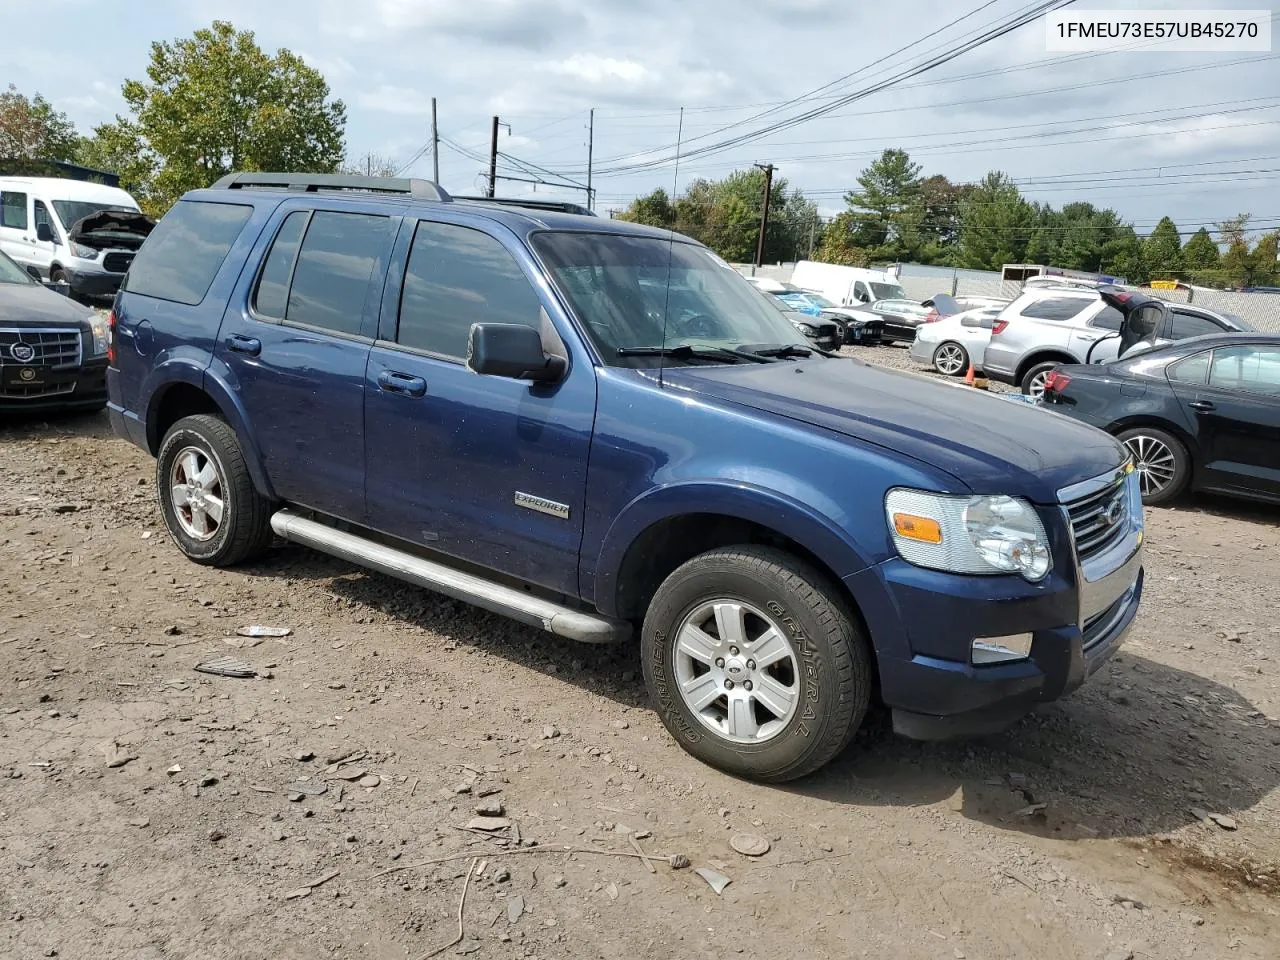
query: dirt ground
[{"left": 2, "top": 346, "right": 1279, "bottom": 960}]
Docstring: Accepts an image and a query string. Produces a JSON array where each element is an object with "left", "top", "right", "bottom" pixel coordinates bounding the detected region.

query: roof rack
[
  {"left": 210, "top": 172, "right": 451, "bottom": 202},
  {"left": 453, "top": 195, "right": 595, "bottom": 217}
]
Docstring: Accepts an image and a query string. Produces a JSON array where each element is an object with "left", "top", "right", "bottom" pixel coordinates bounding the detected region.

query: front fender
[{"left": 592, "top": 480, "right": 881, "bottom": 618}]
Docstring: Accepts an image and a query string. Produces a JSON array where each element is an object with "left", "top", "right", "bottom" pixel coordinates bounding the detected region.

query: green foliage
[
  {"left": 615, "top": 169, "right": 819, "bottom": 263},
  {"left": 843, "top": 149, "right": 922, "bottom": 259},
  {"left": 1144, "top": 216, "right": 1182, "bottom": 280},
  {"left": 956, "top": 172, "right": 1034, "bottom": 270},
  {"left": 1181, "top": 227, "right": 1221, "bottom": 286},
  {"left": 813, "top": 211, "right": 870, "bottom": 266},
  {"left": 99, "top": 20, "right": 346, "bottom": 213},
  {"left": 0, "top": 84, "right": 79, "bottom": 161}
]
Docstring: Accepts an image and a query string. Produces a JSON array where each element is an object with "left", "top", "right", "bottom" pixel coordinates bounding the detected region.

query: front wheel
[
  {"left": 156, "top": 414, "right": 274, "bottom": 566},
  {"left": 932, "top": 341, "right": 969, "bottom": 377},
  {"left": 641, "top": 546, "right": 872, "bottom": 782},
  {"left": 1117, "top": 426, "right": 1190, "bottom": 505}
]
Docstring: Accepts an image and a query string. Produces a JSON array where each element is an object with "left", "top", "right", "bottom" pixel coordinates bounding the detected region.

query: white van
[
  {"left": 0, "top": 177, "right": 153, "bottom": 300},
  {"left": 789, "top": 260, "right": 907, "bottom": 308}
]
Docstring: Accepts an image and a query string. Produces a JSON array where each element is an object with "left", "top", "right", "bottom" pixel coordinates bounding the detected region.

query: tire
[
  {"left": 932, "top": 341, "right": 969, "bottom": 377},
  {"left": 1020, "top": 361, "right": 1060, "bottom": 397},
  {"left": 156, "top": 414, "right": 274, "bottom": 566},
  {"left": 1117, "top": 426, "right": 1190, "bottom": 506},
  {"left": 50, "top": 268, "right": 68, "bottom": 285},
  {"left": 641, "top": 545, "right": 872, "bottom": 782}
]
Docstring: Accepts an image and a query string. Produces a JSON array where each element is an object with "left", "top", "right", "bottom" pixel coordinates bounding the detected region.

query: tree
[
  {"left": 617, "top": 188, "right": 674, "bottom": 228},
  {"left": 94, "top": 20, "right": 346, "bottom": 213},
  {"left": 956, "top": 171, "right": 1034, "bottom": 270},
  {"left": 813, "top": 211, "right": 869, "bottom": 266},
  {"left": 339, "top": 152, "right": 399, "bottom": 178},
  {"left": 1216, "top": 214, "right": 1253, "bottom": 288},
  {"left": 1144, "top": 216, "right": 1182, "bottom": 280},
  {"left": 1101, "top": 225, "right": 1148, "bottom": 286},
  {"left": 0, "top": 84, "right": 79, "bottom": 161},
  {"left": 843, "top": 149, "right": 923, "bottom": 260},
  {"left": 1181, "top": 227, "right": 1221, "bottom": 286}
]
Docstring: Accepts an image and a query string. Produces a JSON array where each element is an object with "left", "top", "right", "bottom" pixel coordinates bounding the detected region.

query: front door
[
  {"left": 363, "top": 217, "right": 594, "bottom": 595},
  {"left": 1170, "top": 343, "right": 1280, "bottom": 498},
  {"left": 0, "top": 188, "right": 34, "bottom": 273},
  {"left": 214, "top": 206, "right": 398, "bottom": 522}
]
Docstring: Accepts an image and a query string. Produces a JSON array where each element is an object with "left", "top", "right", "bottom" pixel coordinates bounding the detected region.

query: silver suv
[{"left": 983, "top": 286, "right": 1251, "bottom": 396}]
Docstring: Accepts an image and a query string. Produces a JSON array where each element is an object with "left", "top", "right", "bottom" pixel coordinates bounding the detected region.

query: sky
[{"left": 3, "top": 0, "right": 1279, "bottom": 239}]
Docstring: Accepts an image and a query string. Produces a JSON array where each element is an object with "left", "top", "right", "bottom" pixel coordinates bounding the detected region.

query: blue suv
[{"left": 107, "top": 173, "right": 1145, "bottom": 782}]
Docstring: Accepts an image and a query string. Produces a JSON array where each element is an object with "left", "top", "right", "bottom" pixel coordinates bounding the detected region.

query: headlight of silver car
[
  {"left": 885, "top": 489, "right": 1052, "bottom": 582},
  {"left": 87, "top": 312, "right": 109, "bottom": 356}
]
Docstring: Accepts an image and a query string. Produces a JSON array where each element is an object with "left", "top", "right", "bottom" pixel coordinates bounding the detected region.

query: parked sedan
[
  {"left": 745, "top": 278, "right": 883, "bottom": 344},
  {"left": 909, "top": 305, "right": 1004, "bottom": 376},
  {"left": 0, "top": 249, "right": 108, "bottom": 413},
  {"left": 870, "top": 298, "right": 933, "bottom": 344},
  {"left": 1040, "top": 333, "right": 1280, "bottom": 505}
]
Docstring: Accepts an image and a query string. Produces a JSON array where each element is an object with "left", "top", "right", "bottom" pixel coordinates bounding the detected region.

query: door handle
[
  {"left": 377, "top": 370, "right": 427, "bottom": 398},
  {"left": 1077, "top": 333, "right": 1098, "bottom": 341},
  {"left": 1189, "top": 400, "right": 1215, "bottom": 412},
  {"left": 226, "top": 334, "right": 262, "bottom": 356}
]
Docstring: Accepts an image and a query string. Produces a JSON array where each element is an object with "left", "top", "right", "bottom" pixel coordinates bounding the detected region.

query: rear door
[
  {"left": 363, "top": 217, "right": 595, "bottom": 595},
  {"left": 1168, "top": 343, "right": 1280, "bottom": 497},
  {"left": 213, "top": 204, "right": 398, "bottom": 521}
]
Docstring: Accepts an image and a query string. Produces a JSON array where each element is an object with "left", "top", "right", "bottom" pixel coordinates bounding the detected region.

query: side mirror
[
  {"left": 25, "top": 265, "right": 42, "bottom": 281},
  {"left": 467, "top": 323, "right": 566, "bottom": 382},
  {"left": 35, "top": 222, "right": 55, "bottom": 243}
]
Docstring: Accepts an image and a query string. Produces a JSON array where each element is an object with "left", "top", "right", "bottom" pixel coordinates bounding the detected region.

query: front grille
[
  {"left": 0, "top": 379, "right": 76, "bottom": 399},
  {"left": 0, "top": 328, "right": 82, "bottom": 368},
  {"left": 814, "top": 323, "right": 838, "bottom": 339},
  {"left": 1063, "top": 477, "right": 1129, "bottom": 560},
  {"left": 103, "top": 252, "right": 134, "bottom": 273}
]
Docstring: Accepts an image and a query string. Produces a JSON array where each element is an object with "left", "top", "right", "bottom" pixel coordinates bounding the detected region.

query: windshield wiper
[
  {"left": 616, "top": 345, "right": 772, "bottom": 364},
  {"left": 745, "top": 344, "right": 814, "bottom": 359}
]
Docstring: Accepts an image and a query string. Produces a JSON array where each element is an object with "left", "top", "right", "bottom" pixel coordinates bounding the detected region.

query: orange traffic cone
[{"left": 965, "top": 362, "right": 976, "bottom": 386}]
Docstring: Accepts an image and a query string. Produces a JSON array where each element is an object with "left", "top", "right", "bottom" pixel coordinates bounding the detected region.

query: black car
[
  {"left": 869, "top": 298, "right": 933, "bottom": 344},
  {"left": 1041, "top": 333, "right": 1280, "bottom": 505},
  {"left": 0, "top": 250, "right": 109, "bottom": 413}
]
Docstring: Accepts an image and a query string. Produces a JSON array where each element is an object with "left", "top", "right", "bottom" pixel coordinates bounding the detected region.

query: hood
[
  {"left": 0, "top": 282, "right": 94, "bottom": 327},
  {"left": 662, "top": 358, "right": 1126, "bottom": 503},
  {"left": 68, "top": 210, "right": 155, "bottom": 250}
]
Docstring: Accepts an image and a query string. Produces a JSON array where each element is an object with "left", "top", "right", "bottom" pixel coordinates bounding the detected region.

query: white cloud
[
  {"left": 356, "top": 86, "right": 436, "bottom": 116},
  {"left": 549, "top": 55, "right": 651, "bottom": 86}
]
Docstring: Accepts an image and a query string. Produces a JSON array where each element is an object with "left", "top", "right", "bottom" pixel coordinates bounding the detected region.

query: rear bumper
[
  {"left": 846, "top": 512, "right": 1144, "bottom": 739},
  {"left": 907, "top": 337, "right": 935, "bottom": 365},
  {"left": 979, "top": 343, "right": 1018, "bottom": 384}
]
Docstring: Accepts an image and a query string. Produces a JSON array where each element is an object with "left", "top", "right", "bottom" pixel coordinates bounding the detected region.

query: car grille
[
  {"left": 0, "top": 328, "right": 82, "bottom": 368},
  {"left": 0, "top": 378, "right": 77, "bottom": 399},
  {"left": 813, "top": 322, "right": 838, "bottom": 339},
  {"left": 1063, "top": 476, "right": 1129, "bottom": 560},
  {"left": 103, "top": 252, "right": 135, "bottom": 273}
]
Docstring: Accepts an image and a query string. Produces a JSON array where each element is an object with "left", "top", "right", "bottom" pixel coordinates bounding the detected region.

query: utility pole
[
  {"left": 808, "top": 218, "right": 816, "bottom": 259},
  {"left": 586, "top": 108, "right": 595, "bottom": 212},
  {"left": 488, "top": 116, "right": 500, "bottom": 198},
  {"left": 753, "top": 163, "right": 775, "bottom": 268},
  {"left": 431, "top": 97, "right": 439, "bottom": 184}
]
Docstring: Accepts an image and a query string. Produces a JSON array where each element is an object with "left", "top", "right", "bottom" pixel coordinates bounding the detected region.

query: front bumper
[
  {"left": 847, "top": 478, "right": 1144, "bottom": 739},
  {"left": 0, "top": 356, "right": 108, "bottom": 412},
  {"left": 63, "top": 267, "right": 124, "bottom": 299}
]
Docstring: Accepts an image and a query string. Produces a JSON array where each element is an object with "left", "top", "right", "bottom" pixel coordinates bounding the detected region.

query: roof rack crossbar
[{"left": 210, "top": 172, "right": 451, "bottom": 202}]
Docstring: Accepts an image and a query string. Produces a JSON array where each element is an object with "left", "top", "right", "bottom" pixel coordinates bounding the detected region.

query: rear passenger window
[
  {"left": 1, "top": 191, "right": 28, "bottom": 229},
  {"left": 1019, "top": 297, "right": 1089, "bottom": 321},
  {"left": 395, "top": 221, "right": 541, "bottom": 358},
  {"left": 252, "top": 212, "right": 308, "bottom": 319},
  {"left": 1170, "top": 312, "right": 1224, "bottom": 340},
  {"left": 124, "top": 201, "right": 252, "bottom": 305},
  {"left": 1090, "top": 306, "right": 1123, "bottom": 331},
  {"left": 1169, "top": 352, "right": 1209, "bottom": 385},
  {"left": 284, "top": 212, "right": 392, "bottom": 336}
]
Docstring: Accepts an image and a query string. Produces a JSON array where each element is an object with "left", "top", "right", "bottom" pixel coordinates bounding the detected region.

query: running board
[{"left": 270, "top": 509, "right": 630, "bottom": 644}]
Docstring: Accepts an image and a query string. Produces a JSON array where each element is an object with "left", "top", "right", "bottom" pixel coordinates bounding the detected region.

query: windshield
[
  {"left": 51, "top": 201, "right": 136, "bottom": 232},
  {"left": 782, "top": 290, "right": 836, "bottom": 309},
  {"left": 532, "top": 232, "right": 808, "bottom": 367},
  {"left": 872, "top": 282, "right": 906, "bottom": 300},
  {"left": 0, "top": 250, "right": 34, "bottom": 285}
]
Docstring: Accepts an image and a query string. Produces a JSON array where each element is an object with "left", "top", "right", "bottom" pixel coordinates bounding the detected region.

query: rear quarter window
[
  {"left": 123, "top": 200, "right": 253, "bottom": 305},
  {"left": 1019, "top": 297, "right": 1092, "bottom": 321}
]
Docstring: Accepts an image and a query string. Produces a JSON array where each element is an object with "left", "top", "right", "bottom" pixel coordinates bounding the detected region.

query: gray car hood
[{"left": 1, "top": 282, "right": 94, "bottom": 328}]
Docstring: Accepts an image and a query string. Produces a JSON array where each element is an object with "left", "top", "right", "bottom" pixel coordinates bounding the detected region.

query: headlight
[
  {"left": 793, "top": 321, "right": 816, "bottom": 334},
  {"left": 70, "top": 242, "right": 99, "bottom": 260},
  {"left": 885, "top": 489, "right": 1052, "bottom": 581},
  {"left": 88, "top": 313, "right": 109, "bottom": 356}
]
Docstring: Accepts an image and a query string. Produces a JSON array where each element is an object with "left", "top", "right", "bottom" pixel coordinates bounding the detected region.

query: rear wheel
[
  {"left": 1020, "top": 361, "right": 1061, "bottom": 398},
  {"left": 932, "top": 341, "right": 969, "bottom": 377},
  {"left": 641, "top": 546, "right": 871, "bottom": 782},
  {"left": 50, "top": 268, "right": 68, "bottom": 285},
  {"left": 1117, "top": 426, "right": 1190, "bottom": 505},
  {"left": 157, "top": 414, "right": 274, "bottom": 566}
]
